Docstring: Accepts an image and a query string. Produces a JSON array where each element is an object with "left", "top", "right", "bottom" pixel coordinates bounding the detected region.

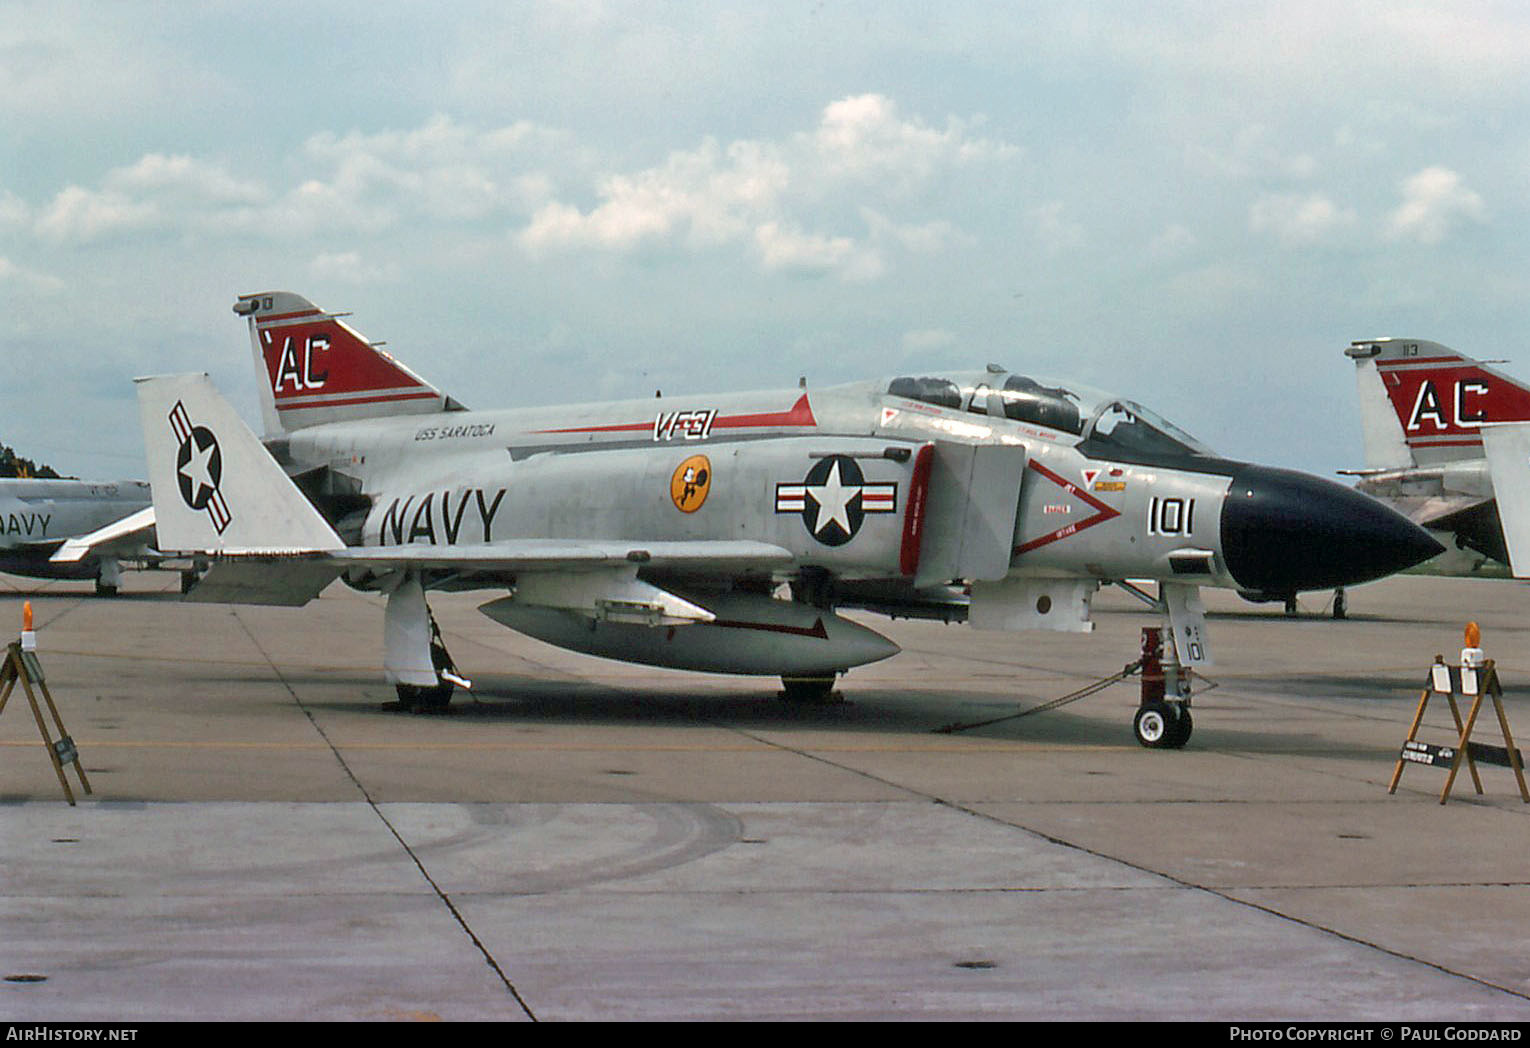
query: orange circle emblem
[{"left": 670, "top": 454, "right": 711, "bottom": 513}]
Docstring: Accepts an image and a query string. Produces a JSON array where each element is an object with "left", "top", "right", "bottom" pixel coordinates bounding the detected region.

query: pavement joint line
[
  {"left": 227, "top": 606, "right": 538, "bottom": 1021},
  {"left": 725, "top": 725, "right": 1530, "bottom": 1007}
]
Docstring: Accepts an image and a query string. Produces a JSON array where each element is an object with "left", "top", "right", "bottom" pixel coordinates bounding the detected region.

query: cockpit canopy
[{"left": 884, "top": 369, "right": 1215, "bottom": 459}]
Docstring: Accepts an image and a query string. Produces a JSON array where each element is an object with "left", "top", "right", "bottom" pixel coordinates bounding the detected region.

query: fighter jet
[
  {"left": 1342, "top": 338, "right": 1530, "bottom": 577},
  {"left": 0, "top": 478, "right": 156, "bottom": 594},
  {"left": 132, "top": 293, "right": 1441, "bottom": 748}
]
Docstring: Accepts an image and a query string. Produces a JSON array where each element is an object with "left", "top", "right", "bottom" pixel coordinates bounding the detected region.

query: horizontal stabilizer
[{"left": 49, "top": 506, "right": 156, "bottom": 564}]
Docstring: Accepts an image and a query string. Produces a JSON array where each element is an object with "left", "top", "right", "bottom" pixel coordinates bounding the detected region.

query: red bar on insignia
[
  {"left": 776, "top": 485, "right": 806, "bottom": 512},
  {"left": 168, "top": 402, "right": 193, "bottom": 444}
]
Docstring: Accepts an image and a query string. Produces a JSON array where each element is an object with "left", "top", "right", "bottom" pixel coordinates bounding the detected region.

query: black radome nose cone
[{"left": 1220, "top": 465, "right": 1444, "bottom": 597}]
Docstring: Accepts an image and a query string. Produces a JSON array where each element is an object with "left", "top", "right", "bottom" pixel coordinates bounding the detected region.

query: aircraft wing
[
  {"left": 326, "top": 538, "right": 794, "bottom": 573},
  {"left": 181, "top": 539, "right": 796, "bottom": 607},
  {"left": 48, "top": 506, "right": 157, "bottom": 564}
]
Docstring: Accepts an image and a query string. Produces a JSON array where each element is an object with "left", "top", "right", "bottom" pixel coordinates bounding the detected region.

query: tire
[
  {"left": 396, "top": 681, "right": 454, "bottom": 713},
  {"left": 1134, "top": 702, "right": 1190, "bottom": 749},
  {"left": 1167, "top": 705, "right": 1193, "bottom": 748}
]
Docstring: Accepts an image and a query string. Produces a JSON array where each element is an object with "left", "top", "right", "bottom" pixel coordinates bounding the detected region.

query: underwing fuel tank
[{"left": 479, "top": 591, "right": 900, "bottom": 675}]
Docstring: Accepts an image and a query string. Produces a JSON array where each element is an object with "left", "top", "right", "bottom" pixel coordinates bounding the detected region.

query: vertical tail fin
[
  {"left": 1346, "top": 338, "right": 1530, "bottom": 468},
  {"left": 234, "top": 291, "right": 462, "bottom": 435},
  {"left": 136, "top": 372, "right": 344, "bottom": 555},
  {"left": 1480, "top": 423, "right": 1530, "bottom": 579}
]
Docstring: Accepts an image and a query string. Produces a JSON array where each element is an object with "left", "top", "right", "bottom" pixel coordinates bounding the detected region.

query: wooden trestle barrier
[
  {"left": 1389, "top": 650, "right": 1529, "bottom": 806},
  {"left": 0, "top": 605, "right": 91, "bottom": 805}
]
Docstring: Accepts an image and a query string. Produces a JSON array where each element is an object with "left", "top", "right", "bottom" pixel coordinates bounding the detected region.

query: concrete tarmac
[{"left": 3, "top": 570, "right": 1530, "bottom": 1021}]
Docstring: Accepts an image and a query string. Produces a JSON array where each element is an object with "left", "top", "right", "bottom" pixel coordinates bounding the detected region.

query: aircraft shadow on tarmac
[
  {"left": 0, "top": 586, "right": 186, "bottom": 604},
  {"left": 279, "top": 672, "right": 1406, "bottom": 758},
  {"left": 1203, "top": 608, "right": 1468, "bottom": 628},
  {"left": 278, "top": 670, "right": 1139, "bottom": 742}
]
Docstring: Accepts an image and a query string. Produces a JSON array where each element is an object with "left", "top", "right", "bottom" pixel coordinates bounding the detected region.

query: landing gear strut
[
  {"left": 1134, "top": 626, "right": 1192, "bottom": 749},
  {"left": 386, "top": 573, "right": 470, "bottom": 713},
  {"left": 94, "top": 557, "right": 122, "bottom": 597}
]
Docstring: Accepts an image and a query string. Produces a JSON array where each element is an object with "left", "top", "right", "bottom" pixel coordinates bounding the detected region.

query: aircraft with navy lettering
[
  {"left": 132, "top": 292, "right": 1441, "bottom": 749},
  {"left": 1342, "top": 337, "right": 1530, "bottom": 579},
  {"left": 0, "top": 477, "right": 162, "bottom": 594}
]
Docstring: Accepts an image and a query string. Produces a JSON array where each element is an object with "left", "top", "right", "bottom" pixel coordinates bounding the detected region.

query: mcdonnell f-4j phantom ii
[
  {"left": 0, "top": 478, "right": 157, "bottom": 594},
  {"left": 1345, "top": 337, "right": 1530, "bottom": 577},
  {"left": 1345, "top": 336, "right": 1530, "bottom": 584},
  {"left": 133, "top": 293, "right": 1441, "bottom": 748}
]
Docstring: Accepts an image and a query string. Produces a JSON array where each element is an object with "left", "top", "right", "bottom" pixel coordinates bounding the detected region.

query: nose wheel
[{"left": 1133, "top": 701, "right": 1192, "bottom": 749}]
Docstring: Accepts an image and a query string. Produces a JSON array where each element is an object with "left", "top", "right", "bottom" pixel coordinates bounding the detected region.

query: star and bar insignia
[
  {"left": 169, "top": 400, "right": 232, "bottom": 534},
  {"left": 776, "top": 455, "right": 896, "bottom": 546}
]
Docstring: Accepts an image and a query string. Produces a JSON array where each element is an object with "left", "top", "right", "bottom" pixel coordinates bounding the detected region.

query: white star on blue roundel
[
  {"left": 775, "top": 455, "right": 899, "bottom": 546},
  {"left": 176, "top": 425, "right": 223, "bottom": 510}
]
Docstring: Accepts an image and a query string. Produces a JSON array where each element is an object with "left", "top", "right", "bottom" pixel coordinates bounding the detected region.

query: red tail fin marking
[
  {"left": 1378, "top": 356, "right": 1530, "bottom": 452},
  {"left": 256, "top": 314, "right": 439, "bottom": 415}
]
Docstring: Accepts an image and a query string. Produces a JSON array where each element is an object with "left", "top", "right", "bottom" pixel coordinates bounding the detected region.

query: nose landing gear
[{"left": 1134, "top": 625, "right": 1192, "bottom": 749}]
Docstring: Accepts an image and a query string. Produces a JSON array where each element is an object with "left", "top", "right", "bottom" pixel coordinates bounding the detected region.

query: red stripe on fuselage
[{"left": 532, "top": 394, "right": 817, "bottom": 436}]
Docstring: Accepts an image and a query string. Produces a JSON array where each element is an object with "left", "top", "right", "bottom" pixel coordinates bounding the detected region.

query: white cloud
[
  {"left": 1149, "top": 223, "right": 1197, "bottom": 258},
  {"left": 861, "top": 208, "right": 974, "bottom": 254},
  {"left": 294, "top": 116, "right": 567, "bottom": 225},
  {"left": 1248, "top": 192, "right": 1357, "bottom": 245},
  {"left": 26, "top": 116, "right": 566, "bottom": 245},
  {"left": 0, "top": 189, "right": 30, "bottom": 229},
  {"left": 34, "top": 184, "right": 159, "bottom": 243},
  {"left": 1029, "top": 201, "right": 1086, "bottom": 253},
  {"left": 104, "top": 153, "right": 265, "bottom": 204},
  {"left": 1188, "top": 125, "right": 1319, "bottom": 182},
  {"left": 753, "top": 222, "right": 883, "bottom": 282},
  {"left": 514, "top": 94, "right": 1016, "bottom": 278},
  {"left": 0, "top": 256, "right": 63, "bottom": 293},
  {"left": 811, "top": 93, "right": 1016, "bottom": 192},
  {"left": 520, "top": 137, "right": 791, "bottom": 254},
  {"left": 306, "top": 251, "right": 399, "bottom": 285},
  {"left": 901, "top": 328, "right": 957, "bottom": 352},
  {"left": 1386, "top": 166, "right": 1486, "bottom": 244}
]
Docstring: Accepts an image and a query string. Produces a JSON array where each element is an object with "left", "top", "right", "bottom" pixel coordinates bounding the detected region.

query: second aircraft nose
[{"left": 1219, "top": 465, "right": 1444, "bottom": 598}]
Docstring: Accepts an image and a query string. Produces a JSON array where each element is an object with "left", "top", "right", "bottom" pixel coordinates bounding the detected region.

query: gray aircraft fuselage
[
  {"left": 268, "top": 369, "right": 1437, "bottom": 611},
  {"left": 0, "top": 479, "right": 150, "bottom": 580}
]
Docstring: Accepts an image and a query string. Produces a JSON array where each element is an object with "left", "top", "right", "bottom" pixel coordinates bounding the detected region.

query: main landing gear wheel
[
  {"left": 778, "top": 674, "right": 840, "bottom": 704},
  {"left": 1133, "top": 702, "right": 1192, "bottom": 749},
  {"left": 396, "top": 680, "right": 454, "bottom": 713}
]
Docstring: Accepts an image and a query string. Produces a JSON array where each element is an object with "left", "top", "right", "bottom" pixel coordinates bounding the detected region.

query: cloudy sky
[{"left": 3, "top": 1, "right": 1526, "bottom": 480}]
